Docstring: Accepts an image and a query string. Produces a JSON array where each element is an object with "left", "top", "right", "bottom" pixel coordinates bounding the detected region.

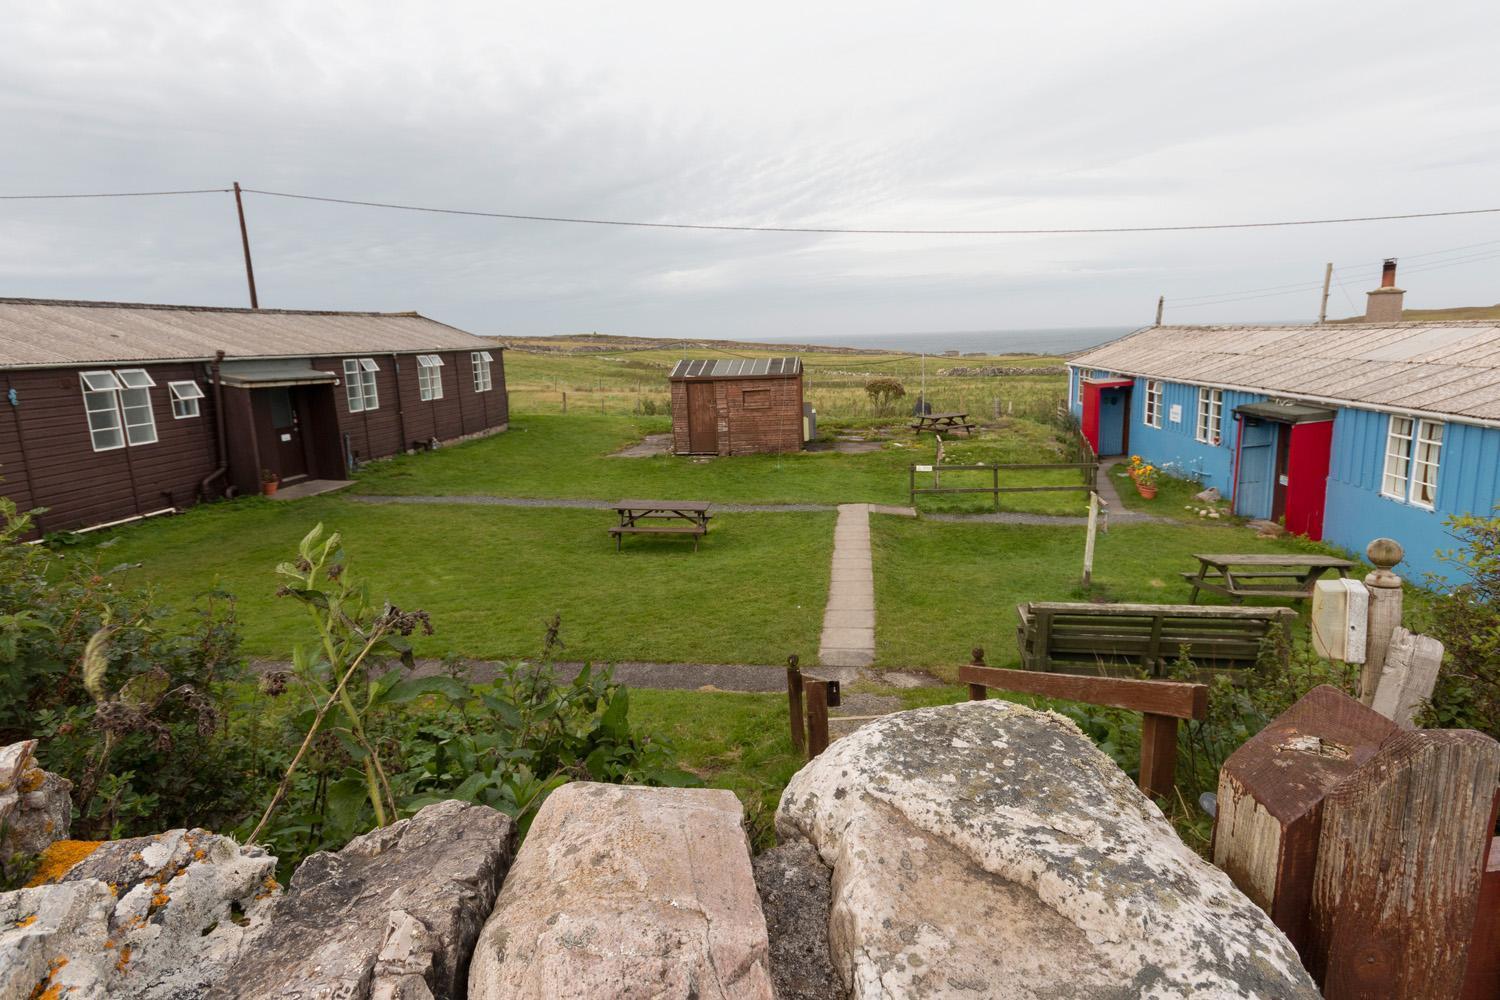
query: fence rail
[{"left": 907, "top": 460, "right": 1098, "bottom": 507}]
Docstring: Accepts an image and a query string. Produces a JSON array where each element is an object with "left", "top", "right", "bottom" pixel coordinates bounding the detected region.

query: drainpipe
[
  {"left": 391, "top": 352, "right": 410, "bottom": 451},
  {"left": 199, "top": 350, "right": 229, "bottom": 499}
]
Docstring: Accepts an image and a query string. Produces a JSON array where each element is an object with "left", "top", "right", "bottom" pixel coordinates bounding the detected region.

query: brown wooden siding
[{"left": 670, "top": 374, "right": 803, "bottom": 456}]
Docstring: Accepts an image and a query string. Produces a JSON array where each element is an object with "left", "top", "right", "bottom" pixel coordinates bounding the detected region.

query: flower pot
[
  {"left": 261, "top": 481, "right": 279, "bottom": 497},
  {"left": 1136, "top": 483, "right": 1157, "bottom": 499}
]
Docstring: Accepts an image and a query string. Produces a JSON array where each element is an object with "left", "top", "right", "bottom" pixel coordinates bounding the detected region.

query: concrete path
[{"left": 817, "top": 504, "right": 877, "bottom": 668}]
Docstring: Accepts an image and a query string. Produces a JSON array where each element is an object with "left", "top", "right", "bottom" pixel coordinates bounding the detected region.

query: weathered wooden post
[
  {"left": 966, "top": 648, "right": 988, "bottom": 702},
  {"left": 1369, "top": 626, "right": 1444, "bottom": 727},
  {"left": 1212, "top": 686, "right": 1399, "bottom": 958},
  {"left": 1309, "top": 728, "right": 1500, "bottom": 998},
  {"left": 804, "top": 679, "right": 831, "bottom": 758},
  {"left": 1082, "top": 491, "right": 1100, "bottom": 587},
  {"left": 785, "top": 654, "right": 805, "bottom": 755},
  {"left": 1359, "top": 537, "right": 1404, "bottom": 705}
]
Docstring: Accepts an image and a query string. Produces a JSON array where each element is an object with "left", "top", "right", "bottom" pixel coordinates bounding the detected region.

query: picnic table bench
[
  {"left": 1182, "top": 553, "right": 1355, "bottom": 605},
  {"left": 1016, "top": 601, "right": 1297, "bottom": 679},
  {"left": 609, "top": 499, "right": 712, "bottom": 551},
  {"left": 909, "top": 411, "right": 976, "bottom": 435}
]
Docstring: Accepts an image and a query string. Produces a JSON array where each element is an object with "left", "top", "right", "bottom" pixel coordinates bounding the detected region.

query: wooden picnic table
[
  {"left": 910, "top": 411, "right": 976, "bottom": 435},
  {"left": 1183, "top": 553, "right": 1356, "bottom": 605},
  {"left": 610, "top": 499, "right": 712, "bottom": 551}
]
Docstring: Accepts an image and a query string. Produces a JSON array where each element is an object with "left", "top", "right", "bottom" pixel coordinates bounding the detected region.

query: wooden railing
[{"left": 907, "top": 461, "right": 1098, "bottom": 508}]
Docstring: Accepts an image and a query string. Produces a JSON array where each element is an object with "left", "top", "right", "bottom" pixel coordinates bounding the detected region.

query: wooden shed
[{"left": 669, "top": 357, "right": 805, "bottom": 456}]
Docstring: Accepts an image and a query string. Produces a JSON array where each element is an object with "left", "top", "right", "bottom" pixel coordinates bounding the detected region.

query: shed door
[
  {"left": 266, "top": 387, "right": 308, "bottom": 480},
  {"left": 686, "top": 382, "right": 718, "bottom": 453},
  {"left": 1235, "top": 420, "right": 1277, "bottom": 520}
]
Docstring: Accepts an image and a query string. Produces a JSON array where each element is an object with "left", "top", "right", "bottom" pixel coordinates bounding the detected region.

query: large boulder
[
  {"left": 0, "top": 827, "right": 278, "bottom": 999},
  {"left": 213, "top": 798, "right": 514, "bottom": 1000},
  {"left": 468, "top": 782, "right": 774, "bottom": 1000},
  {"left": 777, "top": 700, "right": 1320, "bottom": 999},
  {"left": 0, "top": 740, "right": 72, "bottom": 866}
]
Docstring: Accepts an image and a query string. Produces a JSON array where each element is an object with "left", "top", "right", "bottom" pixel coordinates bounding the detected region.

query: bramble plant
[{"left": 1417, "top": 509, "right": 1500, "bottom": 742}]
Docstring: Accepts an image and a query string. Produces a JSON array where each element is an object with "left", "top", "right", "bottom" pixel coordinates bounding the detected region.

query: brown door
[
  {"left": 686, "top": 382, "right": 718, "bottom": 453},
  {"left": 1271, "top": 423, "right": 1291, "bottom": 521},
  {"left": 267, "top": 387, "right": 309, "bottom": 480}
]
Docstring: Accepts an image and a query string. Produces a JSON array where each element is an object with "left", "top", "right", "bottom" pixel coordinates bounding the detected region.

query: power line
[
  {"left": 238, "top": 187, "right": 1500, "bottom": 236},
  {"left": 0, "top": 188, "right": 231, "bottom": 199}
]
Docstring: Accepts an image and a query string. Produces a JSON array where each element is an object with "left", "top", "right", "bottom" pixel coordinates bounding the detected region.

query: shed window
[
  {"left": 417, "top": 354, "right": 445, "bottom": 401},
  {"left": 1075, "top": 371, "right": 1084, "bottom": 406},
  {"left": 343, "top": 358, "right": 380, "bottom": 412},
  {"left": 80, "top": 370, "right": 125, "bottom": 452},
  {"left": 742, "top": 387, "right": 770, "bottom": 409},
  {"left": 1195, "top": 388, "right": 1223, "bottom": 445},
  {"left": 1383, "top": 416, "right": 1442, "bottom": 507},
  {"left": 1143, "top": 380, "right": 1163, "bottom": 428},
  {"left": 471, "top": 351, "right": 494, "bottom": 393},
  {"left": 115, "top": 369, "right": 158, "bottom": 446},
  {"left": 168, "top": 380, "right": 204, "bottom": 419}
]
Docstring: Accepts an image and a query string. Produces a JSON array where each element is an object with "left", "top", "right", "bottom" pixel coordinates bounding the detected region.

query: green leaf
[
  {"left": 118, "top": 668, "right": 170, "bottom": 708},
  {"left": 384, "top": 676, "right": 469, "bottom": 705},
  {"left": 599, "top": 688, "right": 630, "bottom": 741}
]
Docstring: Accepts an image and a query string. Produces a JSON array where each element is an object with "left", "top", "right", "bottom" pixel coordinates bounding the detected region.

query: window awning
[
  {"left": 219, "top": 360, "right": 339, "bottom": 389},
  {"left": 1233, "top": 401, "right": 1335, "bottom": 425}
]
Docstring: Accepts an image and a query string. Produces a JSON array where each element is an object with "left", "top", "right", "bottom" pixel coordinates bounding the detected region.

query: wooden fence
[{"left": 907, "top": 460, "right": 1098, "bottom": 507}]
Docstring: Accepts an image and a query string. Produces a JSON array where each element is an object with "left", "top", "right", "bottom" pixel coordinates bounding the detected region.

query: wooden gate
[{"left": 686, "top": 382, "right": 718, "bottom": 453}]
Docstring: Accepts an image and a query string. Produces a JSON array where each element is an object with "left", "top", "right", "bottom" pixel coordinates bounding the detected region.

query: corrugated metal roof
[
  {"left": 669, "top": 356, "right": 802, "bottom": 379},
  {"left": 1072, "top": 321, "right": 1500, "bottom": 423},
  {"left": 0, "top": 298, "right": 499, "bottom": 368}
]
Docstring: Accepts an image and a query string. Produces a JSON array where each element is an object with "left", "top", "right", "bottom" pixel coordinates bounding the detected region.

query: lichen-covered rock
[
  {"left": 777, "top": 701, "right": 1320, "bottom": 999},
  {"left": 469, "top": 782, "right": 774, "bottom": 1000},
  {"left": 0, "top": 827, "right": 278, "bottom": 999},
  {"left": 214, "top": 798, "right": 514, "bottom": 1000},
  {"left": 752, "top": 841, "right": 846, "bottom": 1000},
  {"left": 0, "top": 740, "right": 73, "bottom": 867}
]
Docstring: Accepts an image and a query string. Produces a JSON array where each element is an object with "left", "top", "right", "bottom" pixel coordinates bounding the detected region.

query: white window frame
[
  {"left": 1144, "top": 379, "right": 1163, "bottom": 428},
  {"left": 417, "top": 354, "right": 445, "bottom": 401},
  {"left": 471, "top": 351, "right": 494, "bottom": 393},
  {"left": 168, "top": 380, "right": 204, "bottom": 419},
  {"left": 115, "top": 368, "right": 158, "bottom": 446},
  {"left": 1075, "top": 370, "right": 1084, "bottom": 406},
  {"left": 1383, "top": 415, "right": 1441, "bottom": 508},
  {"left": 80, "top": 370, "right": 126, "bottom": 452},
  {"left": 1195, "top": 387, "right": 1223, "bottom": 445},
  {"left": 343, "top": 357, "right": 381, "bottom": 412}
]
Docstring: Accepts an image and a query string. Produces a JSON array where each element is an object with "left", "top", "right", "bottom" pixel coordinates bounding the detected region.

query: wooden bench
[{"left": 1016, "top": 601, "right": 1297, "bottom": 679}]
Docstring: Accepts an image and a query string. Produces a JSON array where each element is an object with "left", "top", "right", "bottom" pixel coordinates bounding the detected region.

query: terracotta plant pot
[
  {"left": 261, "top": 480, "right": 279, "bottom": 497},
  {"left": 1136, "top": 483, "right": 1157, "bottom": 499}
]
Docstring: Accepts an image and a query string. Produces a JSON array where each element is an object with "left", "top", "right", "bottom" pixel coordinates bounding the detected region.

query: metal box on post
[{"left": 1310, "top": 579, "right": 1369, "bottom": 663}]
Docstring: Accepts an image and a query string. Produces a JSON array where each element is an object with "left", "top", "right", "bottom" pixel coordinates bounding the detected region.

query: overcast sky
[{"left": 2, "top": 1, "right": 1499, "bottom": 342}]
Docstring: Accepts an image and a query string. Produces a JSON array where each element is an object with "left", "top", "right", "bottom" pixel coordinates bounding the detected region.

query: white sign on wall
[{"left": 1169, "top": 404, "right": 1183, "bottom": 424}]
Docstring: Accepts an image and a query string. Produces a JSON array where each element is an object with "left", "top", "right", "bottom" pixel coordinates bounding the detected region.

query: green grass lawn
[
  {"left": 871, "top": 515, "right": 1351, "bottom": 674},
  {"left": 83, "top": 497, "right": 834, "bottom": 664},
  {"left": 351, "top": 411, "right": 1091, "bottom": 514}
]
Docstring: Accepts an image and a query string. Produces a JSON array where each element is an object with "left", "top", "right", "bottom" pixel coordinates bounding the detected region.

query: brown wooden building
[
  {"left": 668, "top": 357, "right": 805, "bottom": 455},
  {"left": 0, "top": 298, "right": 507, "bottom": 533}
]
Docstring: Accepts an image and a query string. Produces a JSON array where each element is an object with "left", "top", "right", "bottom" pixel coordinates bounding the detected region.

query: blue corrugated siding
[
  {"left": 1324, "top": 409, "right": 1500, "bottom": 582},
  {"left": 1127, "top": 379, "right": 1255, "bottom": 492}
]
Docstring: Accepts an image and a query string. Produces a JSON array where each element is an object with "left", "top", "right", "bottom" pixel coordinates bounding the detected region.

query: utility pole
[
  {"left": 1154, "top": 296, "right": 1164, "bottom": 326},
  {"left": 1318, "top": 262, "right": 1333, "bottom": 324},
  {"left": 232, "top": 182, "right": 259, "bottom": 309}
]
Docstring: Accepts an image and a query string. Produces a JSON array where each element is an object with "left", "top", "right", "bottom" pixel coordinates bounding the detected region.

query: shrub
[
  {"left": 1417, "top": 510, "right": 1500, "bottom": 740},
  {"left": 864, "top": 378, "right": 906, "bottom": 414}
]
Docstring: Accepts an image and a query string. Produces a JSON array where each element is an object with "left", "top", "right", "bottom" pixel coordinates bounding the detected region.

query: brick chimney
[{"left": 1364, "top": 258, "right": 1405, "bottom": 322}]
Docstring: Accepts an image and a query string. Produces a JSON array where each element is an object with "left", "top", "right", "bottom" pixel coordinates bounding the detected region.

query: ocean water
[{"left": 744, "top": 326, "right": 1135, "bottom": 356}]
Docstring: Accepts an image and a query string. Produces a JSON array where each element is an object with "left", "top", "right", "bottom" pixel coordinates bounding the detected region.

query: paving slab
[{"left": 819, "top": 504, "right": 877, "bottom": 670}]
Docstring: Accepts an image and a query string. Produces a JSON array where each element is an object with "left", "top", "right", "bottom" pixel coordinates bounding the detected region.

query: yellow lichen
[
  {"left": 15, "top": 914, "right": 37, "bottom": 928},
  {"left": 114, "top": 944, "right": 132, "bottom": 973},
  {"left": 18, "top": 768, "right": 46, "bottom": 793},
  {"left": 25, "top": 841, "right": 102, "bottom": 887}
]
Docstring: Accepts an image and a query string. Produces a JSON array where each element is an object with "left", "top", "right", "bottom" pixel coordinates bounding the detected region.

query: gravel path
[{"left": 349, "top": 494, "right": 836, "bottom": 513}]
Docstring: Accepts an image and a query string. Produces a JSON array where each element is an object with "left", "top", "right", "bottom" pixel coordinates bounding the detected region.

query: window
[
  {"left": 1144, "top": 380, "right": 1163, "bottom": 428},
  {"left": 417, "top": 354, "right": 445, "bottom": 401},
  {"left": 80, "top": 371, "right": 125, "bottom": 451},
  {"left": 168, "top": 380, "right": 204, "bottom": 419},
  {"left": 1195, "top": 388, "right": 1223, "bottom": 445},
  {"left": 742, "top": 387, "right": 770, "bottom": 409},
  {"left": 115, "top": 369, "right": 158, "bottom": 445},
  {"left": 1075, "top": 370, "right": 1085, "bottom": 405},
  {"left": 1383, "top": 415, "right": 1442, "bottom": 507},
  {"left": 343, "top": 358, "right": 380, "bottom": 412},
  {"left": 471, "top": 351, "right": 494, "bottom": 393}
]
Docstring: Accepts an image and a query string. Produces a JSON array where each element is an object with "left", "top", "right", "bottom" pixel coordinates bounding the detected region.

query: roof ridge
[{"left": 0, "top": 296, "right": 423, "bottom": 319}]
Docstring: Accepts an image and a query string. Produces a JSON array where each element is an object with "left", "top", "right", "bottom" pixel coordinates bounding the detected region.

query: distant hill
[{"left": 1330, "top": 304, "right": 1500, "bottom": 323}]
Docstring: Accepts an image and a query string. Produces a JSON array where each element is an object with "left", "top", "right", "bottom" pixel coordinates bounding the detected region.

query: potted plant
[
  {"left": 1127, "top": 455, "right": 1145, "bottom": 481},
  {"left": 261, "top": 469, "right": 280, "bottom": 497},
  {"left": 1135, "top": 463, "right": 1159, "bottom": 499}
]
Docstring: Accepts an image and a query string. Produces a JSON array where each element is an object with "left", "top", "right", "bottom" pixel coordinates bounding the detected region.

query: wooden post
[
  {"left": 561, "top": 390, "right": 567, "bottom": 414},
  {"left": 1137, "top": 713, "right": 1180, "bottom": 798},
  {"left": 1461, "top": 791, "right": 1500, "bottom": 999},
  {"left": 1360, "top": 538, "right": 1405, "bottom": 705},
  {"left": 966, "top": 648, "right": 988, "bottom": 702},
  {"left": 786, "top": 656, "right": 805, "bottom": 755},
  {"left": 1319, "top": 262, "right": 1333, "bottom": 324},
  {"left": 1154, "top": 295, "right": 1164, "bottom": 326},
  {"left": 1370, "top": 626, "right": 1444, "bottom": 726},
  {"left": 1310, "top": 728, "right": 1500, "bottom": 998},
  {"left": 805, "top": 679, "right": 830, "bottom": 758},
  {"left": 1082, "top": 491, "right": 1100, "bottom": 587},
  {"left": 1212, "top": 686, "right": 1399, "bottom": 960}
]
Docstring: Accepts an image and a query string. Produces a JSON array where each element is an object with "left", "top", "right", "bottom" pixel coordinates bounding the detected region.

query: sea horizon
[{"left": 717, "top": 325, "right": 1138, "bottom": 355}]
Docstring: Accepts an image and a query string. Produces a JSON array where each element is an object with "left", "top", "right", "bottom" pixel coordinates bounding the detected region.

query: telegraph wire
[{"left": 0, "top": 188, "right": 231, "bottom": 199}]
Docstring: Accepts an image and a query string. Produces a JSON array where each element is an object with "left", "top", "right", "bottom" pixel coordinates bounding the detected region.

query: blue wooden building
[{"left": 1067, "top": 319, "right": 1500, "bottom": 582}]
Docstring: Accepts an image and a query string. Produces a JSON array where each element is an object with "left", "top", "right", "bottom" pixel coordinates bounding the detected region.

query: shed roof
[
  {"left": 1070, "top": 321, "right": 1500, "bottom": 423},
  {"left": 0, "top": 298, "right": 498, "bottom": 369},
  {"left": 669, "top": 357, "right": 802, "bottom": 379}
]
